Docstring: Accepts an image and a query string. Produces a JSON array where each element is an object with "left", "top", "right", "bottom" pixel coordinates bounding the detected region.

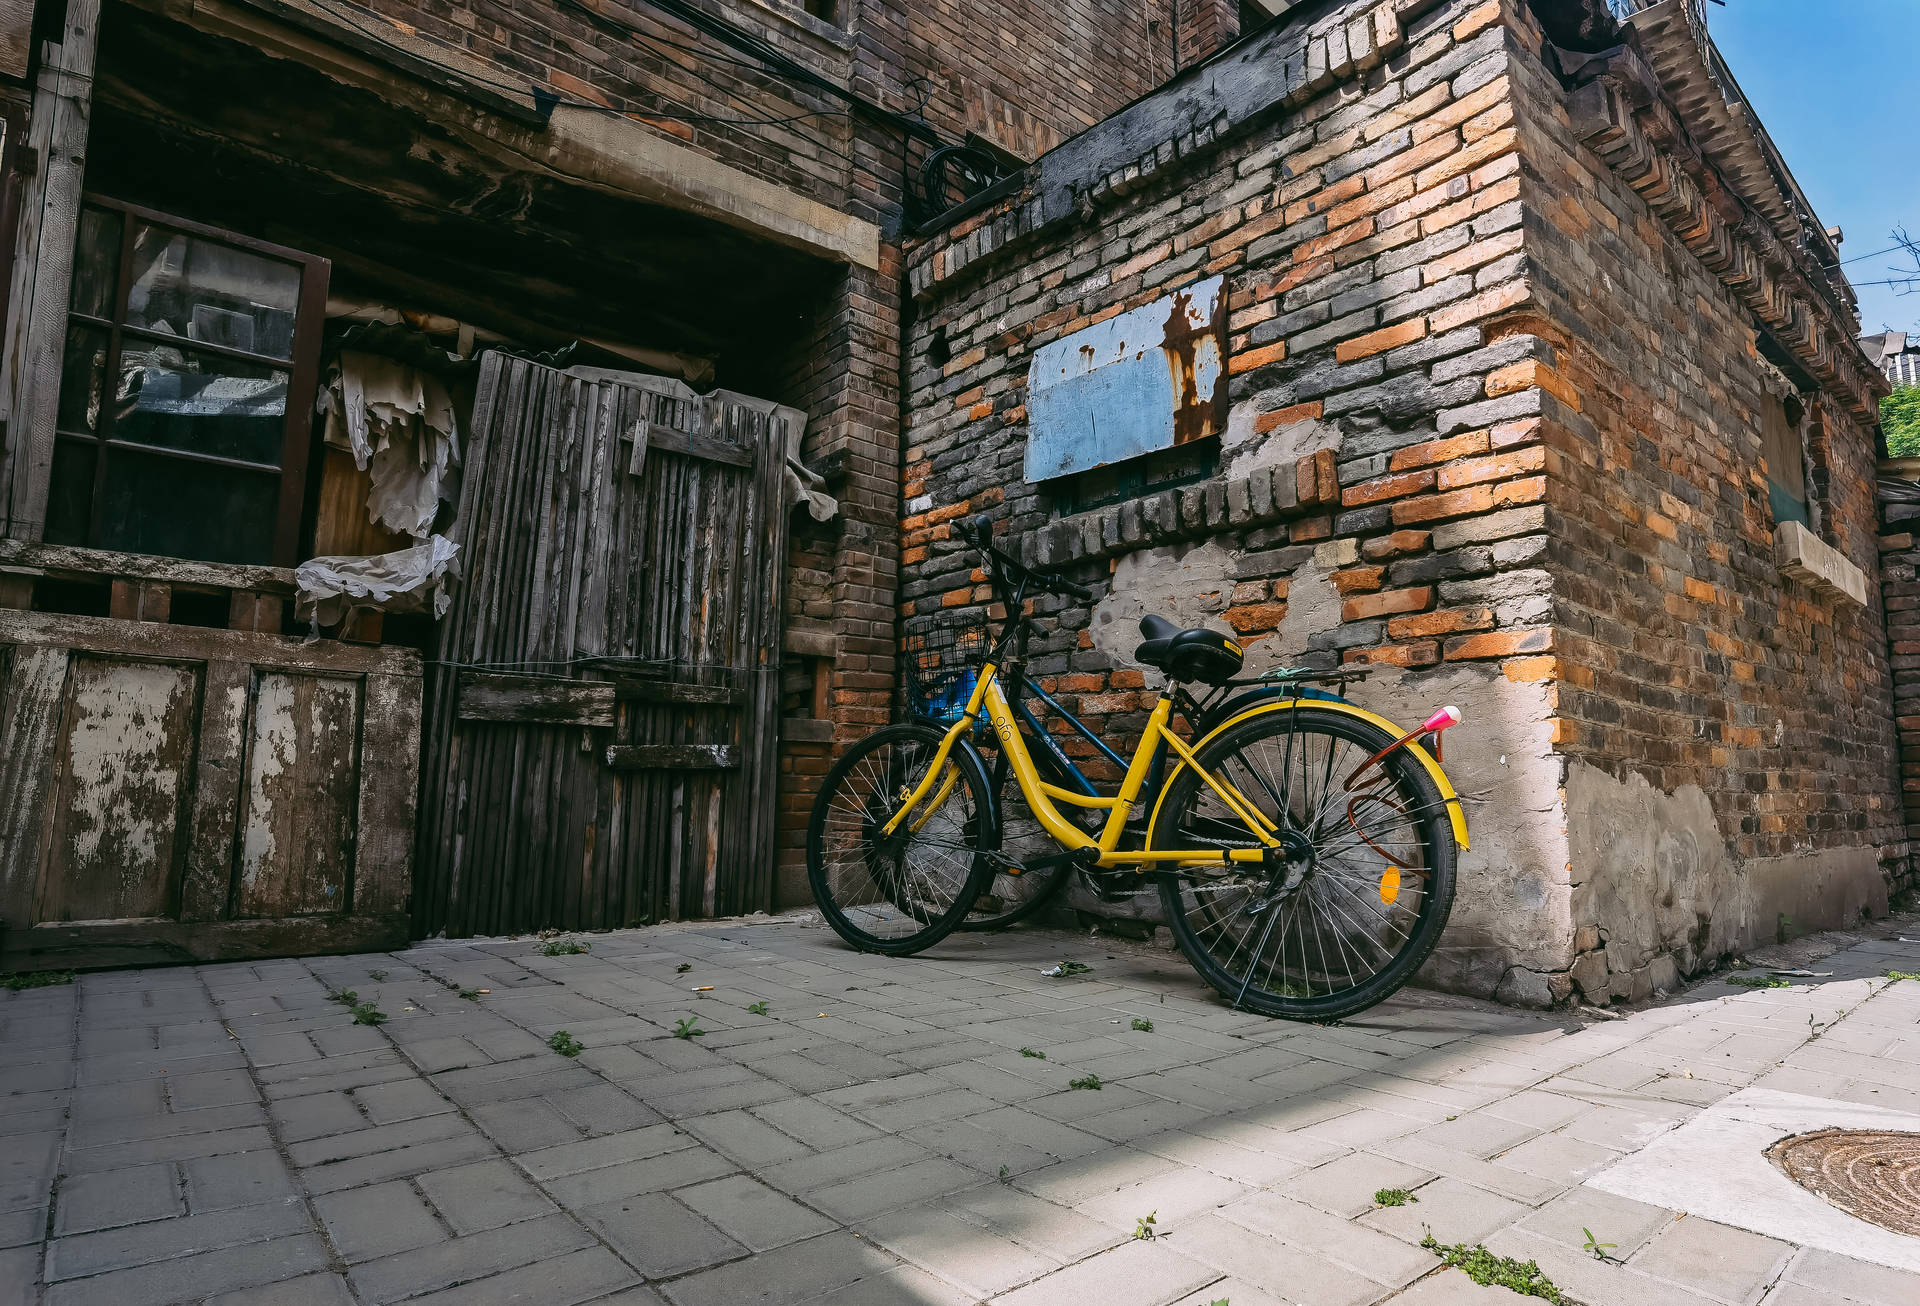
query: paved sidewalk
[{"left": 4, "top": 914, "right": 1919, "bottom": 1306}]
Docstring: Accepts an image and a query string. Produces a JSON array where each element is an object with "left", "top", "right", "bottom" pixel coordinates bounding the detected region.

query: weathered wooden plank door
[
  {"left": 415, "top": 354, "right": 791, "bottom": 936},
  {"left": 0, "top": 610, "right": 420, "bottom": 970}
]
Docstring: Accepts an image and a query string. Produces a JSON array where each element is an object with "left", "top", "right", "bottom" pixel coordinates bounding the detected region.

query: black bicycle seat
[{"left": 1134, "top": 615, "right": 1244, "bottom": 685}]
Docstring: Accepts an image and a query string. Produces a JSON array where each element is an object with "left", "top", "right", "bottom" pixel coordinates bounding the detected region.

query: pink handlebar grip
[{"left": 1421, "top": 706, "right": 1462, "bottom": 733}]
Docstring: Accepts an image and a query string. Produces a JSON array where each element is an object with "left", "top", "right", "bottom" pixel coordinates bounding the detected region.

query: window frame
[{"left": 53, "top": 194, "right": 330, "bottom": 568}]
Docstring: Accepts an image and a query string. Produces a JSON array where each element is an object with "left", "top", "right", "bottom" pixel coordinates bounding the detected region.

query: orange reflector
[{"left": 1380, "top": 866, "right": 1401, "bottom": 905}]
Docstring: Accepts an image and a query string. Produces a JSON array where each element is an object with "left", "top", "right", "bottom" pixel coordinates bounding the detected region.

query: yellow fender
[{"left": 1147, "top": 698, "right": 1470, "bottom": 851}]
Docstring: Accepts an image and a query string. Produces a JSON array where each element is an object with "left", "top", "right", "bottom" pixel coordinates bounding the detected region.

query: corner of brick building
[{"left": 1496, "top": 0, "right": 1905, "bottom": 1004}]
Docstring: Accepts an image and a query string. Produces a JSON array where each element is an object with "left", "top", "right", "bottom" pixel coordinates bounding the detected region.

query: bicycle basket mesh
[{"left": 900, "top": 609, "right": 991, "bottom": 724}]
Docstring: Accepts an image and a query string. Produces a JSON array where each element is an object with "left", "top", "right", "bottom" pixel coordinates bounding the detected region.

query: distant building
[{"left": 1863, "top": 332, "right": 1920, "bottom": 387}]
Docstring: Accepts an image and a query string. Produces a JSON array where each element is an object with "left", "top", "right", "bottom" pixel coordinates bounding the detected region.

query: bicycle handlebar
[{"left": 955, "top": 514, "right": 1096, "bottom": 603}]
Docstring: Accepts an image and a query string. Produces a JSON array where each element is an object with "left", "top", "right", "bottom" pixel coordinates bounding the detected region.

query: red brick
[
  {"left": 1342, "top": 587, "right": 1433, "bottom": 621},
  {"left": 1444, "top": 628, "right": 1553, "bottom": 660},
  {"left": 1343, "top": 468, "right": 1437, "bottom": 507},
  {"left": 1337, "top": 317, "right": 1428, "bottom": 362},
  {"left": 1391, "top": 485, "right": 1497, "bottom": 525}
]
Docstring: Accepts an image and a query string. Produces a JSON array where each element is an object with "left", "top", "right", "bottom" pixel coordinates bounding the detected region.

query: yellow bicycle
[{"left": 807, "top": 516, "right": 1470, "bottom": 1019}]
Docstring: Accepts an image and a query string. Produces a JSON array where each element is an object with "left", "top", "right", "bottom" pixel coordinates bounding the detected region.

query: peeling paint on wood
[
  {"left": 0, "top": 608, "right": 419, "bottom": 971},
  {"left": 38, "top": 657, "right": 199, "bottom": 922},
  {"left": 1025, "top": 274, "right": 1227, "bottom": 482}
]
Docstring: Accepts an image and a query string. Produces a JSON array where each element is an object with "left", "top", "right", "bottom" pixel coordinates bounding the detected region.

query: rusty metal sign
[
  {"left": 1767, "top": 1128, "right": 1920, "bottom": 1236},
  {"left": 1024, "top": 274, "right": 1227, "bottom": 483}
]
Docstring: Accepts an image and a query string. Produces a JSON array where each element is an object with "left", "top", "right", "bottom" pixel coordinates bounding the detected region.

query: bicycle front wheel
[
  {"left": 1151, "top": 706, "right": 1457, "bottom": 1020},
  {"left": 806, "top": 723, "right": 997, "bottom": 955}
]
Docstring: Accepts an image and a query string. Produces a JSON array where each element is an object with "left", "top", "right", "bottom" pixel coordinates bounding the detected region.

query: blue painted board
[{"left": 1024, "top": 275, "right": 1225, "bottom": 483}]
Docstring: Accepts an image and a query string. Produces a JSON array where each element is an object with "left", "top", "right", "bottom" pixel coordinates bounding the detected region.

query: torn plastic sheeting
[
  {"left": 317, "top": 350, "right": 461, "bottom": 538},
  {"left": 295, "top": 536, "right": 459, "bottom": 633}
]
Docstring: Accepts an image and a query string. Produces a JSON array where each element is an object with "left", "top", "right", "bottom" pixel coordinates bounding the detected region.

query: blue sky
[{"left": 1709, "top": 0, "right": 1920, "bottom": 336}]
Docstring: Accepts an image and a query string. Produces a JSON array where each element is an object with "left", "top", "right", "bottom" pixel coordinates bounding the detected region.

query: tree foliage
[{"left": 1886, "top": 384, "right": 1920, "bottom": 458}]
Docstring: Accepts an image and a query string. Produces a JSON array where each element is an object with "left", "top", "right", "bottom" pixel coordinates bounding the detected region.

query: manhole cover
[{"left": 1767, "top": 1129, "right": 1920, "bottom": 1236}]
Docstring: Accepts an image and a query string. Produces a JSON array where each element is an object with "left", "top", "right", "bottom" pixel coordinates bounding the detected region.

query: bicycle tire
[
  {"left": 806, "top": 722, "right": 998, "bottom": 955},
  {"left": 1151, "top": 706, "right": 1457, "bottom": 1020}
]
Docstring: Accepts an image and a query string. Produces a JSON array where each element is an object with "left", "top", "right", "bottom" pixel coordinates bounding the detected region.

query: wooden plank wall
[{"left": 415, "top": 354, "right": 787, "bottom": 937}]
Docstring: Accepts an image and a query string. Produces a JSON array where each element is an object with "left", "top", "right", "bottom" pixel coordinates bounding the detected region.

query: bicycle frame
[{"left": 882, "top": 659, "right": 1281, "bottom": 869}]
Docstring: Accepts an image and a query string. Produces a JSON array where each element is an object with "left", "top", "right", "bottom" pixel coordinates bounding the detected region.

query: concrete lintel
[
  {"left": 1774, "top": 520, "right": 1869, "bottom": 607},
  {"left": 162, "top": 0, "right": 880, "bottom": 270}
]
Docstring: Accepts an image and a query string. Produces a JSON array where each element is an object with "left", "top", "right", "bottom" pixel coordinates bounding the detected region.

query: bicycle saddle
[{"left": 1133, "top": 614, "right": 1245, "bottom": 686}]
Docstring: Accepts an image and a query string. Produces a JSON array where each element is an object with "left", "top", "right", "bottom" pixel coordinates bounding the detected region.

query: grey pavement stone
[
  {"left": 989, "top": 1236, "right": 1221, "bottom": 1306},
  {"left": 674, "top": 1173, "right": 836, "bottom": 1251},
  {"left": 1361, "top": 1177, "right": 1528, "bottom": 1247},
  {"left": 349, "top": 1212, "right": 591, "bottom": 1303},
  {"left": 352, "top": 1076, "right": 455, "bottom": 1125},
  {"left": 313, "top": 1180, "right": 446, "bottom": 1263},
  {"left": 60, "top": 1126, "right": 278, "bottom": 1176},
  {"left": 42, "top": 1234, "right": 330, "bottom": 1306},
  {"left": 203, "top": 1271, "right": 356, "bottom": 1306},
  {"left": 53, "top": 1163, "right": 182, "bottom": 1234},
  {"left": 48, "top": 1200, "right": 309, "bottom": 1280},
  {"left": 1274, "top": 1150, "right": 1434, "bottom": 1218},
  {"left": 415, "top": 1158, "right": 556, "bottom": 1233},
  {"left": 1515, "top": 1184, "right": 1676, "bottom": 1261},
  {"left": 270, "top": 1091, "right": 368, "bottom": 1143},
  {"left": 541, "top": 1144, "right": 737, "bottom": 1208},
  {"left": 1625, "top": 1213, "right": 1794, "bottom": 1303},
  {"left": 184, "top": 1150, "right": 299, "bottom": 1212},
  {"left": 401, "top": 1248, "right": 640, "bottom": 1306},
  {"left": 805, "top": 1157, "right": 983, "bottom": 1222},
  {"left": 860, "top": 1201, "right": 1056, "bottom": 1296},
  {"left": 301, "top": 1133, "right": 501, "bottom": 1195},
  {"left": 657, "top": 1230, "right": 897, "bottom": 1306},
  {"left": 287, "top": 1113, "right": 473, "bottom": 1168},
  {"left": 581, "top": 1191, "right": 745, "bottom": 1276},
  {"left": 1170, "top": 1214, "right": 1384, "bottom": 1306},
  {"left": 469, "top": 1097, "right": 583, "bottom": 1152}
]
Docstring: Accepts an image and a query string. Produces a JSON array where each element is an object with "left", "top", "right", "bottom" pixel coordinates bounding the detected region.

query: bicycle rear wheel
[
  {"left": 806, "top": 723, "right": 997, "bottom": 955},
  {"left": 1150, "top": 706, "right": 1457, "bottom": 1020}
]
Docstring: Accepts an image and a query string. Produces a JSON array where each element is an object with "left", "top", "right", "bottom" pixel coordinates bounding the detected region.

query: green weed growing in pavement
[
  {"left": 1046, "top": 960, "right": 1092, "bottom": 977},
  {"left": 998, "top": 1165, "right": 1010, "bottom": 1182},
  {"left": 1019, "top": 1047, "right": 1046, "bottom": 1059},
  {"left": 1886, "top": 970, "right": 1920, "bottom": 982},
  {"left": 672, "top": 1016, "right": 706, "bottom": 1039},
  {"left": 349, "top": 1002, "right": 387, "bottom": 1026},
  {"left": 367, "top": 969, "right": 388, "bottom": 982},
  {"left": 1068, "top": 1074, "right": 1102, "bottom": 1090},
  {"left": 2, "top": 970, "right": 73, "bottom": 991},
  {"left": 548, "top": 1030, "right": 584, "bottom": 1057},
  {"left": 676, "top": 962, "right": 692, "bottom": 973},
  {"left": 326, "top": 988, "right": 358, "bottom": 1006},
  {"left": 1727, "top": 974, "right": 1790, "bottom": 989},
  {"left": 1374, "top": 1188, "right": 1416, "bottom": 1207},
  {"left": 747, "top": 1001, "right": 769, "bottom": 1015},
  {"left": 1581, "top": 1227, "right": 1617, "bottom": 1261},
  {"left": 1131, "top": 1018, "right": 1153, "bottom": 1032},
  {"left": 1132, "top": 1211, "right": 1157, "bottom": 1240},
  {"left": 458, "top": 988, "right": 481, "bottom": 1001},
  {"left": 1420, "top": 1235, "right": 1564, "bottom": 1303},
  {"left": 541, "top": 940, "right": 590, "bottom": 956}
]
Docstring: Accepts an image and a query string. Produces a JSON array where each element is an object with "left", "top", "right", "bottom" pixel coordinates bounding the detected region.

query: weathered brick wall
[
  {"left": 900, "top": 0, "right": 1904, "bottom": 1002},
  {"left": 1502, "top": 0, "right": 1902, "bottom": 1001},
  {"left": 903, "top": 0, "right": 1572, "bottom": 998},
  {"left": 1878, "top": 478, "right": 1920, "bottom": 909},
  {"left": 355, "top": 0, "right": 858, "bottom": 202}
]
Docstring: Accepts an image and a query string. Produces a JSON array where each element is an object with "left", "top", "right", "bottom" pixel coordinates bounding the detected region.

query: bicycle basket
[{"left": 900, "top": 609, "right": 992, "bottom": 725}]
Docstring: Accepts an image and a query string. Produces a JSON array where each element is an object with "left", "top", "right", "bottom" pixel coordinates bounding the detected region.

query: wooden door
[
  {"left": 415, "top": 354, "right": 792, "bottom": 937},
  {"left": 0, "top": 610, "right": 420, "bottom": 970}
]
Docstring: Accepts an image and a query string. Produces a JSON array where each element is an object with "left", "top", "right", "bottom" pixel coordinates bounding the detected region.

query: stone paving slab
[{"left": 2, "top": 912, "right": 1919, "bottom": 1304}]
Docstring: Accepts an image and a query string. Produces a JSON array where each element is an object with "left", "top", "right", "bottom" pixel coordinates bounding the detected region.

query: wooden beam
[
  {"left": 643, "top": 422, "right": 753, "bottom": 468},
  {"left": 0, "top": 539, "right": 298, "bottom": 592},
  {"left": 0, "top": 0, "right": 100, "bottom": 540},
  {"left": 109, "top": 578, "right": 170, "bottom": 622},
  {"left": 457, "top": 672, "right": 617, "bottom": 727},
  {"left": 614, "top": 680, "right": 742, "bottom": 707},
  {"left": 604, "top": 744, "right": 737, "bottom": 770}
]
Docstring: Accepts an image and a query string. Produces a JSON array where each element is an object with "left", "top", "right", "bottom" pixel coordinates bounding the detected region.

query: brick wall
[
  {"left": 898, "top": 0, "right": 1902, "bottom": 1002},
  {"left": 1505, "top": 0, "right": 1902, "bottom": 1000},
  {"left": 1878, "top": 477, "right": 1920, "bottom": 910}
]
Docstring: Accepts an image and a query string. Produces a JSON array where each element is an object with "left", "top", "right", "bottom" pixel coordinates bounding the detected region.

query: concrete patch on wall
[
  {"left": 1221, "top": 395, "right": 1340, "bottom": 482},
  {"left": 1089, "top": 539, "right": 1238, "bottom": 679},
  {"left": 1350, "top": 660, "right": 1571, "bottom": 1005},
  {"left": 1093, "top": 545, "right": 1572, "bottom": 1002},
  {"left": 1565, "top": 763, "right": 1890, "bottom": 1003}
]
